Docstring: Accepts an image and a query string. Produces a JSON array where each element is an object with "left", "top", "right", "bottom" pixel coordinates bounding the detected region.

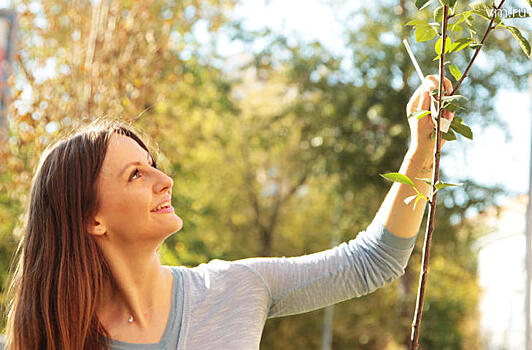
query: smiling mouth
[
  {"left": 151, "top": 205, "right": 174, "bottom": 214},
  {"left": 151, "top": 201, "right": 172, "bottom": 212}
]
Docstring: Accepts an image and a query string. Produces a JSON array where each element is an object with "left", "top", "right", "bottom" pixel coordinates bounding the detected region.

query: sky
[{"left": 227, "top": 0, "right": 532, "bottom": 201}]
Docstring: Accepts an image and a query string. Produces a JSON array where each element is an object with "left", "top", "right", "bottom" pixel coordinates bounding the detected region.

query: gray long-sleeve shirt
[{"left": 109, "top": 218, "right": 418, "bottom": 350}]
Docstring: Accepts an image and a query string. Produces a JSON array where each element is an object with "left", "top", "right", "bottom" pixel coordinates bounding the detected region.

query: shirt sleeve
[{"left": 230, "top": 217, "right": 419, "bottom": 319}]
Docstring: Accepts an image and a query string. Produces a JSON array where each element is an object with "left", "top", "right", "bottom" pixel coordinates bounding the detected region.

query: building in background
[{"left": 473, "top": 194, "right": 528, "bottom": 349}]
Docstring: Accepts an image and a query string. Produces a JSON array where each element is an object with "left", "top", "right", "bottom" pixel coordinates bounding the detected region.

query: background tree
[{"left": 0, "top": 0, "right": 528, "bottom": 348}]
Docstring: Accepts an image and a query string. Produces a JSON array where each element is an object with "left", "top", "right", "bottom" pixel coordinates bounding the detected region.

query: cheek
[{"left": 102, "top": 188, "right": 150, "bottom": 219}]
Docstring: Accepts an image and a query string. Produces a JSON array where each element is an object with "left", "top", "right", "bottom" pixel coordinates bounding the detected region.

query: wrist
[{"left": 405, "top": 149, "right": 434, "bottom": 173}]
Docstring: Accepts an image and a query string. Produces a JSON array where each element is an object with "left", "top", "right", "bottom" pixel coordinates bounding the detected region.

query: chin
[
  {"left": 151, "top": 214, "right": 183, "bottom": 239},
  {"left": 168, "top": 215, "right": 183, "bottom": 233}
]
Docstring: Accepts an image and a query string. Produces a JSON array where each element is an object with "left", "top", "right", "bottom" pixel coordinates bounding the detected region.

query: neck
[{"left": 98, "top": 247, "right": 172, "bottom": 329}]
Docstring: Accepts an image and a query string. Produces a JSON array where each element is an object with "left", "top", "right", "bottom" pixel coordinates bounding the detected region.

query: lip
[
  {"left": 151, "top": 195, "right": 172, "bottom": 212},
  {"left": 151, "top": 205, "right": 174, "bottom": 214}
]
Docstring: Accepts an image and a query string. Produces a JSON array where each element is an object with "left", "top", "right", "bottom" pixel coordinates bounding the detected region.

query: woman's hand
[{"left": 406, "top": 74, "right": 455, "bottom": 159}]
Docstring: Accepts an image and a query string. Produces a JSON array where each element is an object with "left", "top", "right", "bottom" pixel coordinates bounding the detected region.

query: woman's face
[{"left": 91, "top": 133, "right": 182, "bottom": 245}]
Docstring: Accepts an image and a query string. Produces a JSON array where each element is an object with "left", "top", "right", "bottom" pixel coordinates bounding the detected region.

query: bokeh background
[{"left": 0, "top": 0, "right": 531, "bottom": 349}]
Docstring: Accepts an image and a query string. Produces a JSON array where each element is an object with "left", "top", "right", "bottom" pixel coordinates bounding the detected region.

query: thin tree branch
[
  {"left": 410, "top": 4, "right": 449, "bottom": 350},
  {"left": 408, "top": 1, "right": 508, "bottom": 346},
  {"left": 450, "top": 0, "right": 506, "bottom": 96}
]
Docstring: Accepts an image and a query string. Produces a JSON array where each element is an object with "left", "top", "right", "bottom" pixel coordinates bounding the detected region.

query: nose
[{"left": 153, "top": 169, "right": 174, "bottom": 194}]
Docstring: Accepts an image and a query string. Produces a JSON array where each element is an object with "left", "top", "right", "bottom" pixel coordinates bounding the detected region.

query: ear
[{"left": 87, "top": 215, "right": 107, "bottom": 237}]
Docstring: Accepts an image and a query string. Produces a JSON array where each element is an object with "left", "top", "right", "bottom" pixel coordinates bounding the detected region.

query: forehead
[{"left": 102, "top": 133, "right": 151, "bottom": 172}]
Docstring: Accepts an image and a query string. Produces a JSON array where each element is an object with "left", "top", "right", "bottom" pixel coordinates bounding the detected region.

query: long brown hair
[{"left": 5, "top": 118, "right": 156, "bottom": 350}]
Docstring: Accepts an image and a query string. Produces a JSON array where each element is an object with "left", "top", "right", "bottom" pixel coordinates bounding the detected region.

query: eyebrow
[{"left": 120, "top": 154, "right": 154, "bottom": 178}]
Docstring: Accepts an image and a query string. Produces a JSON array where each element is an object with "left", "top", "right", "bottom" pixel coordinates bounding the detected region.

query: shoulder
[{"left": 167, "top": 260, "right": 269, "bottom": 296}]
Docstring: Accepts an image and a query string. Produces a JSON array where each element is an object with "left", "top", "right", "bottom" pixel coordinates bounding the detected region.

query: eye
[{"left": 129, "top": 168, "right": 141, "bottom": 181}]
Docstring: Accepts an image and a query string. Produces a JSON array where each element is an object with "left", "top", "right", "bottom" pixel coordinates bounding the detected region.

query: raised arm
[
  {"left": 232, "top": 220, "right": 417, "bottom": 319},
  {"left": 375, "top": 74, "right": 454, "bottom": 238},
  {"left": 225, "top": 75, "right": 455, "bottom": 319}
]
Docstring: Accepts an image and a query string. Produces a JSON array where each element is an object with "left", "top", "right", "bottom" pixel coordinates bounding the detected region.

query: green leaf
[
  {"left": 449, "top": 64, "right": 462, "bottom": 81},
  {"left": 435, "top": 36, "right": 453, "bottom": 55},
  {"left": 441, "top": 128, "right": 457, "bottom": 141},
  {"left": 435, "top": 180, "right": 464, "bottom": 190},
  {"left": 528, "top": 0, "right": 532, "bottom": 8},
  {"left": 449, "top": 24, "right": 463, "bottom": 33},
  {"left": 449, "top": 38, "right": 472, "bottom": 52},
  {"left": 441, "top": 94, "right": 469, "bottom": 112},
  {"left": 451, "top": 12, "right": 467, "bottom": 26},
  {"left": 453, "top": 115, "right": 464, "bottom": 124},
  {"left": 434, "top": 6, "right": 444, "bottom": 23},
  {"left": 403, "top": 193, "right": 427, "bottom": 210},
  {"left": 380, "top": 172, "right": 415, "bottom": 187},
  {"left": 415, "top": 25, "right": 438, "bottom": 42},
  {"left": 415, "top": 0, "right": 433, "bottom": 10},
  {"left": 430, "top": 88, "right": 449, "bottom": 100},
  {"left": 415, "top": 177, "right": 433, "bottom": 186},
  {"left": 469, "top": 42, "right": 483, "bottom": 49},
  {"left": 469, "top": 1, "right": 503, "bottom": 24},
  {"left": 413, "top": 194, "right": 427, "bottom": 211},
  {"left": 406, "top": 19, "right": 429, "bottom": 26},
  {"left": 504, "top": 25, "right": 531, "bottom": 58},
  {"left": 441, "top": 94, "right": 469, "bottom": 104},
  {"left": 450, "top": 121, "right": 473, "bottom": 139},
  {"left": 449, "top": 104, "right": 462, "bottom": 112},
  {"left": 408, "top": 110, "right": 431, "bottom": 120},
  {"left": 442, "top": 102, "right": 460, "bottom": 112},
  {"left": 441, "top": 0, "right": 458, "bottom": 8}
]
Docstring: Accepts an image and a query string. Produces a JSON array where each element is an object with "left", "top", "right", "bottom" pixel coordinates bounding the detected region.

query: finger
[
  {"left": 421, "top": 88, "right": 431, "bottom": 111},
  {"left": 443, "top": 79, "right": 453, "bottom": 95},
  {"left": 425, "top": 75, "right": 455, "bottom": 122},
  {"left": 426, "top": 75, "right": 453, "bottom": 95},
  {"left": 444, "top": 108, "right": 455, "bottom": 121},
  {"left": 407, "top": 84, "right": 425, "bottom": 113}
]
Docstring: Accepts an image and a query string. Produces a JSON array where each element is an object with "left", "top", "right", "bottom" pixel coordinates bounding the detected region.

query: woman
[{"left": 5, "top": 75, "right": 454, "bottom": 349}]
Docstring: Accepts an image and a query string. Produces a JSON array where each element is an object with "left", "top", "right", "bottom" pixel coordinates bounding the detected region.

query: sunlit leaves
[
  {"left": 434, "top": 6, "right": 443, "bottom": 23},
  {"left": 415, "top": 0, "right": 433, "bottom": 10},
  {"left": 408, "top": 110, "right": 431, "bottom": 120},
  {"left": 406, "top": 19, "right": 438, "bottom": 42},
  {"left": 435, "top": 36, "right": 452, "bottom": 56},
  {"left": 449, "top": 63, "right": 462, "bottom": 81},
  {"left": 503, "top": 25, "right": 531, "bottom": 58},
  {"left": 404, "top": 193, "right": 428, "bottom": 211},
  {"left": 441, "top": 0, "right": 458, "bottom": 7},
  {"left": 381, "top": 172, "right": 431, "bottom": 210},
  {"left": 449, "top": 38, "right": 472, "bottom": 53},
  {"left": 450, "top": 116, "right": 473, "bottom": 140},
  {"left": 441, "top": 94, "right": 468, "bottom": 112},
  {"left": 469, "top": 1, "right": 503, "bottom": 25},
  {"left": 380, "top": 172, "right": 415, "bottom": 187},
  {"left": 434, "top": 181, "right": 462, "bottom": 189},
  {"left": 449, "top": 11, "right": 466, "bottom": 28},
  {"left": 441, "top": 128, "right": 457, "bottom": 141}
]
